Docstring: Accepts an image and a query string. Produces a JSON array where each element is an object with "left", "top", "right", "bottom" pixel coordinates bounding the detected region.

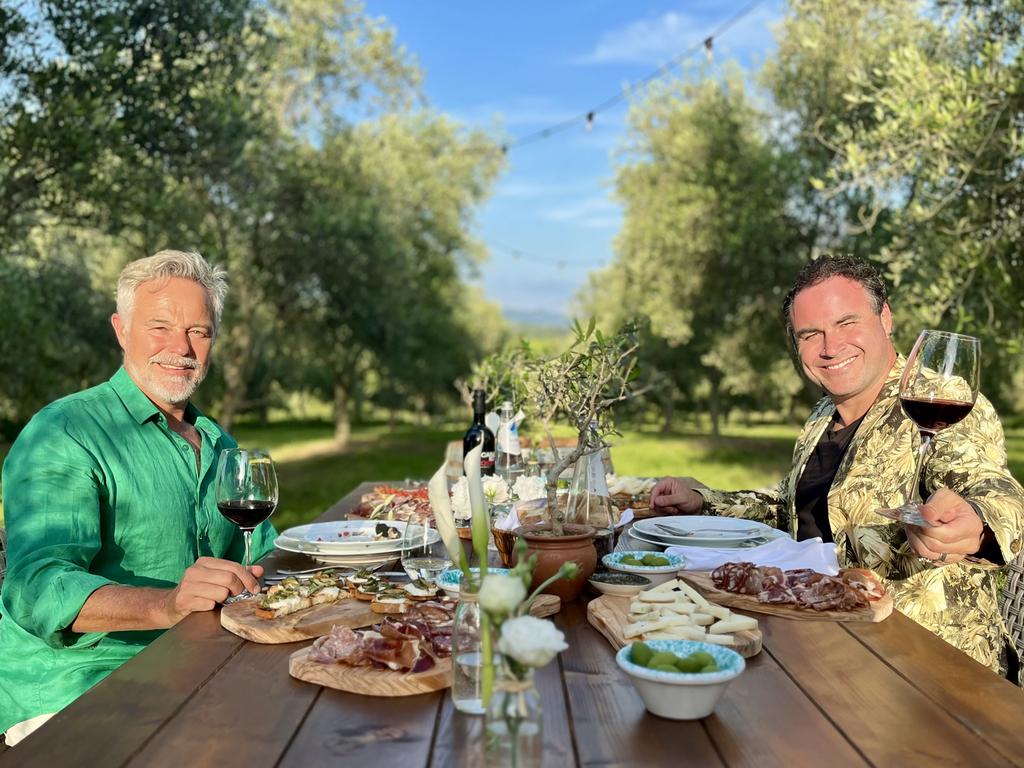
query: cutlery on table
[{"left": 653, "top": 523, "right": 762, "bottom": 537}]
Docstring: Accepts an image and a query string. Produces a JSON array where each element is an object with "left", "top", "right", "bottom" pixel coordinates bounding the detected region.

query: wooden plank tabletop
[{"left": 3, "top": 481, "right": 1023, "bottom": 767}]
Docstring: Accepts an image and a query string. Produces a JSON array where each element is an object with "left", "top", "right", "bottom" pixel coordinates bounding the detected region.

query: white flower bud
[
  {"left": 497, "top": 616, "right": 568, "bottom": 668},
  {"left": 479, "top": 573, "right": 527, "bottom": 615}
]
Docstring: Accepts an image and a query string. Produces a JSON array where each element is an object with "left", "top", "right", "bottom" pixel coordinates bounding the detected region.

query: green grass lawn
[{"left": 2, "top": 420, "right": 1023, "bottom": 531}]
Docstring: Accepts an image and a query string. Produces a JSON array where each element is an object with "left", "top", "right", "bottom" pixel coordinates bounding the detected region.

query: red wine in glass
[
  {"left": 216, "top": 499, "right": 276, "bottom": 530},
  {"left": 215, "top": 448, "right": 278, "bottom": 602},
  {"left": 899, "top": 397, "right": 974, "bottom": 435},
  {"left": 877, "top": 330, "right": 979, "bottom": 528}
]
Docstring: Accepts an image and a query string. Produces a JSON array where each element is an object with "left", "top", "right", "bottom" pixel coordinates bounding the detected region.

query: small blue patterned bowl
[
  {"left": 437, "top": 567, "right": 510, "bottom": 597},
  {"left": 615, "top": 639, "right": 745, "bottom": 720},
  {"left": 602, "top": 551, "right": 685, "bottom": 585}
]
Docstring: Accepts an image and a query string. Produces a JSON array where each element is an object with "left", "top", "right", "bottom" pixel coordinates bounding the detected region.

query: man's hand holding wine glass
[
  {"left": 159, "top": 557, "right": 265, "bottom": 626},
  {"left": 906, "top": 487, "right": 985, "bottom": 566}
]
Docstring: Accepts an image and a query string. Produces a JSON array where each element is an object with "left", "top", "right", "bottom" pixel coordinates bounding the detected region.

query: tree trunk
[
  {"left": 218, "top": 322, "right": 253, "bottom": 433},
  {"left": 708, "top": 377, "right": 722, "bottom": 438},
  {"left": 333, "top": 380, "right": 352, "bottom": 448},
  {"left": 659, "top": 395, "right": 675, "bottom": 434}
]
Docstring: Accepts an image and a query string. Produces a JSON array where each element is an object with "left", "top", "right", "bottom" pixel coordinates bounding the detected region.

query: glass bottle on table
[
  {"left": 565, "top": 423, "right": 615, "bottom": 562},
  {"left": 463, "top": 389, "right": 496, "bottom": 476},
  {"left": 215, "top": 448, "right": 278, "bottom": 603},
  {"left": 495, "top": 401, "right": 525, "bottom": 485}
]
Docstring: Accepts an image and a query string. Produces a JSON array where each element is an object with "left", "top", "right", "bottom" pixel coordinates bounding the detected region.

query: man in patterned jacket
[{"left": 650, "top": 255, "right": 1024, "bottom": 680}]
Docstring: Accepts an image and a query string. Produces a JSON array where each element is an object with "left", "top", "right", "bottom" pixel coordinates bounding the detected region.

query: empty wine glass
[
  {"left": 215, "top": 448, "right": 278, "bottom": 603},
  {"left": 400, "top": 513, "right": 451, "bottom": 585},
  {"left": 877, "top": 330, "right": 980, "bottom": 527}
]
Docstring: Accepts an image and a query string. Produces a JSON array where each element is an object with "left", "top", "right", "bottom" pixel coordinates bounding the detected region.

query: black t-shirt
[{"left": 795, "top": 414, "right": 865, "bottom": 542}]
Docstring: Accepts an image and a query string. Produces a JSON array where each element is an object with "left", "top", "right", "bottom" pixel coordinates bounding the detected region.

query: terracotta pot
[{"left": 514, "top": 523, "right": 597, "bottom": 602}]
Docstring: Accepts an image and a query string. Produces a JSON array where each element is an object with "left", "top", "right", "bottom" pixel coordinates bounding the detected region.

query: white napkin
[
  {"left": 495, "top": 506, "right": 521, "bottom": 531},
  {"left": 615, "top": 508, "right": 635, "bottom": 529},
  {"left": 662, "top": 535, "right": 840, "bottom": 575}
]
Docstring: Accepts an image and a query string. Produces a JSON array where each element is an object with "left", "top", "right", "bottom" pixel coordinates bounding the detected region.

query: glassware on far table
[
  {"left": 215, "top": 448, "right": 278, "bottom": 603},
  {"left": 400, "top": 513, "right": 451, "bottom": 585},
  {"left": 877, "top": 330, "right": 980, "bottom": 527}
]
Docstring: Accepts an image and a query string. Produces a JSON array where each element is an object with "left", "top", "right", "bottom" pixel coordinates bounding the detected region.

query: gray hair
[{"left": 116, "top": 250, "right": 228, "bottom": 334}]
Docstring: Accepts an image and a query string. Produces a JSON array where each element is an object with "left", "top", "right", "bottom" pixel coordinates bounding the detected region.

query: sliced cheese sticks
[{"left": 623, "top": 578, "right": 758, "bottom": 646}]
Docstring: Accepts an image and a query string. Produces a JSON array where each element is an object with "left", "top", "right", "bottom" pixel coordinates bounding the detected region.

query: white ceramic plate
[
  {"left": 626, "top": 526, "right": 786, "bottom": 550},
  {"left": 275, "top": 520, "right": 436, "bottom": 554},
  {"left": 632, "top": 516, "right": 777, "bottom": 546},
  {"left": 272, "top": 536, "right": 403, "bottom": 562}
]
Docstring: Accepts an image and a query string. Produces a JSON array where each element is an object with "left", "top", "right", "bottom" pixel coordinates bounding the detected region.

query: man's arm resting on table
[{"left": 71, "top": 557, "right": 264, "bottom": 633}]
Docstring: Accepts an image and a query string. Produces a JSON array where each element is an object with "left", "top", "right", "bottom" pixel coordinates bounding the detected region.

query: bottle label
[
  {"left": 497, "top": 422, "right": 522, "bottom": 455},
  {"left": 480, "top": 451, "right": 495, "bottom": 470}
]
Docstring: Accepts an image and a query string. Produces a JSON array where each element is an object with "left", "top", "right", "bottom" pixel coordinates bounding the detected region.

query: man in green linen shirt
[{"left": 0, "top": 250, "right": 276, "bottom": 745}]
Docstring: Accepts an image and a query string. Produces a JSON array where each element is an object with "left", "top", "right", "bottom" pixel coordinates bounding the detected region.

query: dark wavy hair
[{"left": 781, "top": 255, "right": 888, "bottom": 342}]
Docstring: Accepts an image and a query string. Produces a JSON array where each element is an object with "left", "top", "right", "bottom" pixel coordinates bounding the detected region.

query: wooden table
[{"left": 4, "top": 482, "right": 1023, "bottom": 767}]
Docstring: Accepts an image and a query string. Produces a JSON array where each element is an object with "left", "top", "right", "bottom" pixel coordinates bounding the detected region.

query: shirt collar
[{"left": 110, "top": 366, "right": 163, "bottom": 424}]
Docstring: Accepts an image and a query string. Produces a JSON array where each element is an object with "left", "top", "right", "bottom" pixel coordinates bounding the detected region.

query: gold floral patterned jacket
[{"left": 700, "top": 356, "right": 1024, "bottom": 678}]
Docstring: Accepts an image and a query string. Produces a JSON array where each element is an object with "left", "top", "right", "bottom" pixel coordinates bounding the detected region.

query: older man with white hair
[{"left": 0, "top": 250, "right": 276, "bottom": 746}]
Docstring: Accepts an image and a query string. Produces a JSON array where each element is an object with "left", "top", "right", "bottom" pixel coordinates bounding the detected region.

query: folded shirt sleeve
[{"left": 1, "top": 409, "right": 115, "bottom": 648}]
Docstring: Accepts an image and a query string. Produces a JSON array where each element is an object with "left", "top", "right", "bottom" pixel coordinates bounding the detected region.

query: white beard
[{"left": 126, "top": 357, "right": 208, "bottom": 407}]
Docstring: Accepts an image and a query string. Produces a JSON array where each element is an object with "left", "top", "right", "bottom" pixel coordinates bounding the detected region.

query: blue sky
[{"left": 365, "top": 0, "right": 786, "bottom": 324}]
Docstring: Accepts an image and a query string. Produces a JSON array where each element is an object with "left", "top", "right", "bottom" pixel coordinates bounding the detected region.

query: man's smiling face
[
  {"left": 790, "top": 276, "right": 896, "bottom": 411},
  {"left": 111, "top": 277, "right": 214, "bottom": 413}
]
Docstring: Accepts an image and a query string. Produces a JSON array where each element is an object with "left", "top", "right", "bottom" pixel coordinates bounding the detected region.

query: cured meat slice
[
  {"left": 309, "top": 626, "right": 370, "bottom": 665},
  {"left": 796, "top": 576, "right": 869, "bottom": 612},
  {"left": 758, "top": 584, "right": 797, "bottom": 604},
  {"left": 712, "top": 562, "right": 759, "bottom": 594},
  {"left": 841, "top": 568, "right": 885, "bottom": 601}
]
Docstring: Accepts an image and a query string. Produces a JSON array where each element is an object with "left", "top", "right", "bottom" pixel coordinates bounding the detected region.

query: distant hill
[{"left": 503, "top": 307, "right": 569, "bottom": 330}]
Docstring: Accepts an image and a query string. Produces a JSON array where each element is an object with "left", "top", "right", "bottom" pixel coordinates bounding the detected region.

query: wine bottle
[{"left": 463, "top": 389, "right": 495, "bottom": 476}]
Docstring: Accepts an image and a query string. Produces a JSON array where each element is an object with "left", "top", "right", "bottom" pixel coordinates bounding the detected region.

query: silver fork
[{"left": 654, "top": 523, "right": 762, "bottom": 537}]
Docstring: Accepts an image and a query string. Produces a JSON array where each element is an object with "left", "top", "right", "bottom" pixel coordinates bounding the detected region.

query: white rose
[
  {"left": 450, "top": 477, "right": 472, "bottom": 523},
  {"left": 482, "top": 476, "right": 512, "bottom": 505},
  {"left": 512, "top": 475, "right": 546, "bottom": 502},
  {"left": 497, "top": 615, "right": 568, "bottom": 668},
  {"left": 479, "top": 573, "right": 527, "bottom": 615}
]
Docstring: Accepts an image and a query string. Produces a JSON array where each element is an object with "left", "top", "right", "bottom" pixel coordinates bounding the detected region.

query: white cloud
[
  {"left": 576, "top": 11, "right": 703, "bottom": 66},
  {"left": 542, "top": 195, "right": 620, "bottom": 224},
  {"left": 576, "top": 3, "right": 783, "bottom": 67},
  {"left": 450, "top": 97, "right": 577, "bottom": 128}
]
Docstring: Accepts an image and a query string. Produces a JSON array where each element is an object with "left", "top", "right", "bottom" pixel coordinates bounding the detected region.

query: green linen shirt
[{"left": 0, "top": 367, "right": 277, "bottom": 732}]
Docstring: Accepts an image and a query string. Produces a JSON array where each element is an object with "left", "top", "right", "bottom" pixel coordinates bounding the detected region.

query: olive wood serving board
[
  {"left": 223, "top": 592, "right": 560, "bottom": 645},
  {"left": 220, "top": 596, "right": 378, "bottom": 644},
  {"left": 677, "top": 570, "right": 893, "bottom": 623},
  {"left": 289, "top": 650, "right": 453, "bottom": 697},
  {"left": 587, "top": 594, "right": 762, "bottom": 659}
]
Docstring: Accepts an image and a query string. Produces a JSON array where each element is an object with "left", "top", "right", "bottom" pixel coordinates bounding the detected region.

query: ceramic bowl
[
  {"left": 602, "top": 551, "right": 685, "bottom": 586},
  {"left": 587, "top": 571, "right": 651, "bottom": 597},
  {"left": 436, "top": 567, "right": 510, "bottom": 597},
  {"left": 615, "top": 639, "right": 745, "bottom": 720}
]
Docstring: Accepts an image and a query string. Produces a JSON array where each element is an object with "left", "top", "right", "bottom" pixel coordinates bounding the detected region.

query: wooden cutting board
[
  {"left": 677, "top": 571, "right": 893, "bottom": 623},
  {"left": 587, "top": 594, "right": 762, "bottom": 658},
  {"left": 289, "top": 649, "right": 452, "bottom": 696},
  {"left": 221, "top": 596, "right": 378, "bottom": 644},
  {"left": 223, "top": 592, "right": 560, "bottom": 645}
]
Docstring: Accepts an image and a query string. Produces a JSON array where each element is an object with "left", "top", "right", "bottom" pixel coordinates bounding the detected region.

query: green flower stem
[{"left": 481, "top": 614, "right": 495, "bottom": 705}]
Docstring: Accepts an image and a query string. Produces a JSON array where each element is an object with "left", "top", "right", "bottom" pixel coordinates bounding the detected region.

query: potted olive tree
[{"left": 474, "top": 320, "right": 642, "bottom": 599}]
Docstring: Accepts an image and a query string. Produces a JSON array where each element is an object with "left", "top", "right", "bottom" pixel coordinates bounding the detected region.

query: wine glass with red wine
[
  {"left": 215, "top": 448, "right": 278, "bottom": 603},
  {"left": 877, "top": 330, "right": 980, "bottom": 527}
]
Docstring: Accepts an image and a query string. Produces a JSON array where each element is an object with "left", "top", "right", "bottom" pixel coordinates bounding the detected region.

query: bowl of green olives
[
  {"left": 602, "top": 550, "right": 685, "bottom": 585},
  {"left": 615, "top": 639, "right": 745, "bottom": 719}
]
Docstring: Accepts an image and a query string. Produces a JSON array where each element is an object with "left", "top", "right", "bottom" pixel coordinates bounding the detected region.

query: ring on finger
[{"left": 937, "top": 552, "right": 948, "bottom": 563}]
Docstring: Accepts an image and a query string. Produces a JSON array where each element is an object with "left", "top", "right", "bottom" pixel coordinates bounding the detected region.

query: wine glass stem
[
  {"left": 242, "top": 529, "right": 253, "bottom": 571},
  {"left": 907, "top": 433, "right": 933, "bottom": 504}
]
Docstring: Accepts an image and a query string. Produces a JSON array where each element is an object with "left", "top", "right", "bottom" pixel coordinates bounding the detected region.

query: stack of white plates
[
  {"left": 628, "top": 516, "right": 786, "bottom": 550},
  {"left": 274, "top": 520, "right": 438, "bottom": 567}
]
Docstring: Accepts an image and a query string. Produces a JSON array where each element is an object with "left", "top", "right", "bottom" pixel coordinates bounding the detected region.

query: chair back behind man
[{"left": 1002, "top": 549, "right": 1024, "bottom": 667}]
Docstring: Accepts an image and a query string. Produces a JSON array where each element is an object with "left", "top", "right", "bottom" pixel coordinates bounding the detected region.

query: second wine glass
[{"left": 400, "top": 513, "right": 451, "bottom": 585}]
